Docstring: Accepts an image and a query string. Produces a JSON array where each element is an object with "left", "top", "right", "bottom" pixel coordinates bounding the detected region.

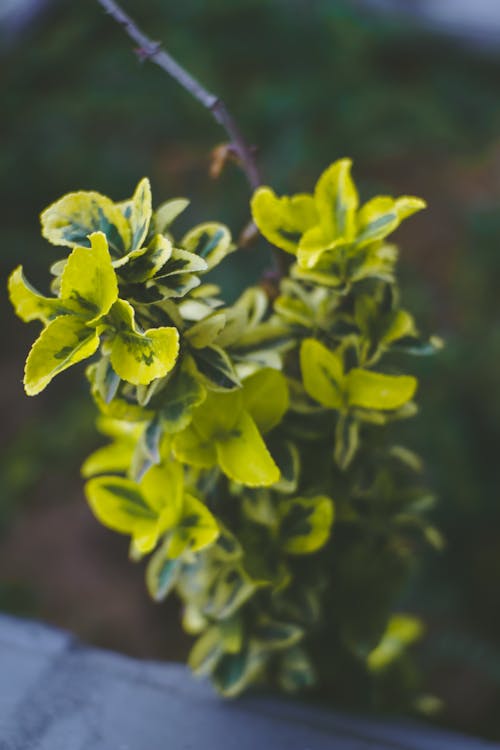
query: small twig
[{"left": 96, "top": 0, "right": 261, "bottom": 191}]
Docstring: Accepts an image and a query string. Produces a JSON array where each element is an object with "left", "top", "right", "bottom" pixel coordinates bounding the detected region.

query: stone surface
[{"left": 0, "top": 615, "right": 498, "bottom": 750}]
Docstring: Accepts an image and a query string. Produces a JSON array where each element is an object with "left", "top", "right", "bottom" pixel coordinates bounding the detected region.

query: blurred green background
[{"left": 1, "top": 0, "right": 500, "bottom": 739}]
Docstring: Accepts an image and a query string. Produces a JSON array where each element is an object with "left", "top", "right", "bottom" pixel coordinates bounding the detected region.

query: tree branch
[{"left": 96, "top": 0, "right": 262, "bottom": 191}]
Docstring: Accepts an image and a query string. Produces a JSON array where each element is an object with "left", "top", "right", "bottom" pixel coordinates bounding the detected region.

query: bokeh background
[{"left": 1, "top": 0, "right": 500, "bottom": 739}]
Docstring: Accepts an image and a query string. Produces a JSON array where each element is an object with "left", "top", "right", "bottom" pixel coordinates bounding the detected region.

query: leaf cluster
[{"left": 9, "top": 159, "right": 440, "bottom": 699}]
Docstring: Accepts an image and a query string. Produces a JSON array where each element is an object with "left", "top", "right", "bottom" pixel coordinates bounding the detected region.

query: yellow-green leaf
[
  {"left": 127, "top": 177, "right": 152, "bottom": 252},
  {"left": 85, "top": 475, "right": 160, "bottom": 553},
  {"left": 182, "top": 222, "right": 234, "bottom": 270},
  {"left": 314, "top": 158, "right": 359, "bottom": 239},
  {"left": 296, "top": 224, "right": 345, "bottom": 269},
  {"left": 216, "top": 411, "right": 280, "bottom": 487},
  {"left": 8, "top": 266, "right": 67, "bottom": 324},
  {"left": 172, "top": 423, "right": 217, "bottom": 468},
  {"left": 41, "top": 189, "right": 131, "bottom": 256},
  {"left": 300, "top": 338, "right": 345, "bottom": 409},
  {"left": 191, "top": 390, "right": 243, "bottom": 440},
  {"left": 24, "top": 315, "right": 99, "bottom": 396},
  {"left": 356, "top": 196, "right": 426, "bottom": 247},
  {"left": 280, "top": 495, "right": 335, "bottom": 555},
  {"left": 367, "top": 614, "right": 424, "bottom": 672},
  {"left": 188, "top": 626, "right": 225, "bottom": 677},
  {"left": 347, "top": 369, "right": 417, "bottom": 410},
  {"left": 185, "top": 312, "right": 227, "bottom": 349},
  {"left": 242, "top": 368, "right": 289, "bottom": 433},
  {"left": 251, "top": 187, "right": 317, "bottom": 254},
  {"left": 81, "top": 439, "right": 135, "bottom": 478},
  {"left": 167, "top": 493, "right": 219, "bottom": 558},
  {"left": 154, "top": 198, "right": 190, "bottom": 234},
  {"left": 108, "top": 299, "right": 179, "bottom": 385},
  {"left": 382, "top": 309, "right": 416, "bottom": 345},
  {"left": 114, "top": 234, "right": 172, "bottom": 282},
  {"left": 140, "top": 462, "right": 184, "bottom": 522},
  {"left": 60, "top": 232, "right": 118, "bottom": 323},
  {"left": 155, "top": 246, "right": 208, "bottom": 279}
]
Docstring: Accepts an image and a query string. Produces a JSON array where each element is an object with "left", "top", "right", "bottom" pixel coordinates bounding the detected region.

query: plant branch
[{"left": 96, "top": 0, "right": 262, "bottom": 191}]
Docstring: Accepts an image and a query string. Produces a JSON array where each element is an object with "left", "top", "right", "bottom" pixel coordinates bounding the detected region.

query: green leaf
[
  {"left": 334, "top": 413, "right": 359, "bottom": 469},
  {"left": 160, "top": 362, "right": 206, "bottom": 433},
  {"left": 347, "top": 369, "right": 417, "bottom": 410},
  {"left": 60, "top": 232, "right": 118, "bottom": 323},
  {"left": 392, "top": 334, "right": 444, "bottom": 356},
  {"left": 146, "top": 544, "right": 181, "bottom": 601},
  {"left": 167, "top": 493, "right": 219, "bottom": 558},
  {"left": 192, "top": 346, "right": 241, "bottom": 391},
  {"left": 204, "top": 566, "right": 256, "bottom": 620},
  {"left": 108, "top": 299, "right": 179, "bottom": 385},
  {"left": 92, "top": 356, "right": 121, "bottom": 404},
  {"left": 356, "top": 196, "right": 426, "bottom": 247},
  {"left": 242, "top": 368, "right": 289, "bottom": 433},
  {"left": 278, "top": 647, "right": 316, "bottom": 692},
  {"left": 280, "top": 496, "right": 334, "bottom": 555},
  {"left": 213, "top": 646, "right": 265, "bottom": 697},
  {"left": 154, "top": 197, "right": 190, "bottom": 234},
  {"left": 41, "top": 189, "right": 131, "bottom": 256},
  {"left": 314, "top": 158, "right": 359, "bottom": 240},
  {"left": 216, "top": 411, "right": 280, "bottom": 487},
  {"left": 270, "top": 439, "right": 300, "bottom": 494},
  {"left": 154, "top": 246, "right": 208, "bottom": 280},
  {"left": 182, "top": 222, "right": 234, "bottom": 270},
  {"left": 300, "top": 338, "right": 345, "bottom": 409},
  {"left": 130, "top": 416, "right": 163, "bottom": 482},
  {"left": 251, "top": 187, "right": 317, "bottom": 254},
  {"left": 8, "top": 266, "right": 67, "bottom": 324},
  {"left": 212, "top": 525, "right": 243, "bottom": 562},
  {"left": 254, "top": 617, "right": 304, "bottom": 651},
  {"left": 24, "top": 315, "right": 99, "bottom": 396}
]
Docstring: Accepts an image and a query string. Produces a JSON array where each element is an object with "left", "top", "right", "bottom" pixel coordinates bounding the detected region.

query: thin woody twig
[{"left": 95, "top": 0, "right": 262, "bottom": 191}]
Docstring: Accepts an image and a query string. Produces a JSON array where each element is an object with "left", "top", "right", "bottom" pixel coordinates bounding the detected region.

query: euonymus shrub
[{"left": 9, "top": 159, "right": 441, "bottom": 700}]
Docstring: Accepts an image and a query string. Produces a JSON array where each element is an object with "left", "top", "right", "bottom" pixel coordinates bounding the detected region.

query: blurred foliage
[{"left": 1, "top": 0, "right": 500, "bottom": 739}]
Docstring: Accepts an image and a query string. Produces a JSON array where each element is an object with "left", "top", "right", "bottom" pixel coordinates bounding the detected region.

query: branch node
[
  {"left": 134, "top": 42, "right": 161, "bottom": 63},
  {"left": 95, "top": 0, "right": 287, "bottom": 276}
]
